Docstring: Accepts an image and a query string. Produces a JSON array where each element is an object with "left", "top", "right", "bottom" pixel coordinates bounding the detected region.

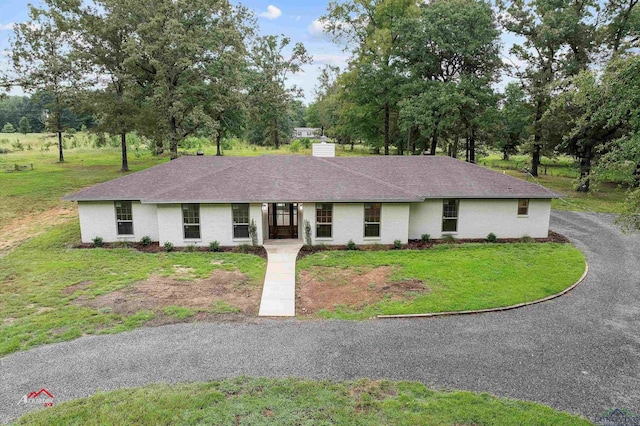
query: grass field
[
  {"left": 0, "top": 221, "right": 266, "bottom": 356},
  {"left": 297, "top": 243, "right": 586, "bottom": 320},
  {"left": 13, "top": 377, "right": 590, "bottom": 425},
  {"left": 478, "top": 154, "right": 629, "bottom": 213}
]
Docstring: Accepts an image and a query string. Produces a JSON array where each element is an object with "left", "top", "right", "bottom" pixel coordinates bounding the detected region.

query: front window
[
  {"left": 115, "top": 201, "right": 133, "bottom": 235},
  {"left": 182, "top": 204, "right": 200, "bottom": 239},
  {"left": 364, "top": 203, "right": 381, "bottom": 237},
  {"left": 442, "top": 199, "right": 459, "bottom": 232},
  {"left": 316, "top": 203, "right": 333, "bottom": 238},
  {"left": 518, "top": 199, "right": 529, "bottom": 216},
  {"left": 232, "top": 203, "right": 250, "bottom": 239}
]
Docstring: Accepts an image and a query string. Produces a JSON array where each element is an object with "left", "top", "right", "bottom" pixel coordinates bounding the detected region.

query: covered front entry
[{"left": 268, "top": 203, "right": 299, "bottom": 239}]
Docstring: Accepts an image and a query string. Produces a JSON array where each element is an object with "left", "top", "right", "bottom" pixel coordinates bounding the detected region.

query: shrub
[
  {"left": 2, "top": 123, "right": 15, "bottom": 133},
  {"left": 249, "top": 219, "right": 258, "bottom": 246},
  {"left": 11, "top": 140, "right": 24, "bottom": 151},
  {"left": 140, "top": 236, "right": 152, "bottom": 247},
  {"left": 289, "top": 140, "right": 301, "bottom": 153},
  {"left": 486, "top": 232, "right": 497, "bottom": 243},
  {"left": 443, "top": 234, "right": 457, "bottom": 244},
  {"left": 421, "top": 233, "right": 430, "bottom": 243},
  {"left": 303, "top": 220, "right": 312, "bottom": 246},
  {"left": 164, "top": 242, "right": 174, "bottom": 252},
  {"left": 221, "top": 138, "right": 234, "bottom": 151},
  {"left": 346, "top": 239, "right": 357, "bottom": 250},
  {"left": 92, "top": 236, "right": 104, "bottom": 247},
  {"left": 393, "top": 239, "right": 403, "bottom": 249},
  {"left": 114, "top": 241, "right": 130, "bottom": 249},
  {"left": 233, "top": 244, "right": 252, "bottom": 254},
  {"left": 520, "top": 235, "right": 535, "bottom": 243},
  {"left": 301, "top": 138, "right": 311, "bottom": 149},
  {"left": 209, "top": 240, "right": 220, "bottom": 252},
  {"left": 184, "top": 244, "right": 197, "bottom": 252}
]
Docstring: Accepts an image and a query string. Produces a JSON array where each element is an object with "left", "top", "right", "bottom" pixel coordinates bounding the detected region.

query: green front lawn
[
  {"left": 13, "top": 377, "right": 590, "bottom": 425},
  {"left": 0, "top": 221, "right": 266, "bottom": 356},
  {"left": 297, "top": 243, "right": 586, "bottom": 320}
]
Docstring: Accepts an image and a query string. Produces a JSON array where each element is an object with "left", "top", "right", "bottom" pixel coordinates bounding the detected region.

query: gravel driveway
[{"left": 1, "top": 211, "right": 639, "bottom": 423}]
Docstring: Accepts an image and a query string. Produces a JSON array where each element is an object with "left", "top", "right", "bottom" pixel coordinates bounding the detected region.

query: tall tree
[
  {"left": 499, "top": 0, "right": 598, "bottom": 176},
  {"left": 11, "top": 6, "right": 81, "bottom": 162},
  {"left": 128, "top": 0, "right": 249, "bottom": 159},
  {"left": 18, "top": 116, "right": 31, "bottom": 134},
  {"left": 249, "top": 35, "right": 311, "bottom": 149},
  {"left": 496, "top": 82, "right": 531, "bottom": 160},
  {"left": 322, "top": 0, "right": 417, "bottom": 155}
]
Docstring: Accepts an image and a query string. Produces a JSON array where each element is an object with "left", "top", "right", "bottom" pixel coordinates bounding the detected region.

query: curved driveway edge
[
  {"left": 378, "top": 261, "right": 590, "bottom": 319},
  {"left": 1, "top": 211, "right": 639, "bottom": 424}
]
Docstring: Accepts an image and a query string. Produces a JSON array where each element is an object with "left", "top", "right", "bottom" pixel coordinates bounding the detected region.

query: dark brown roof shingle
[{"left": 63, "top": 155, "right": 557, "bottom": 202}]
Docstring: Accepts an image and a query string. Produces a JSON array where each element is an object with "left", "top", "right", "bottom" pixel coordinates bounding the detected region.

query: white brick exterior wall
[
  {"left": 304, "top": 202, "right": 410, "bottom": 245},
  {"left": 408, "top": 198, "right": 551, "bottom": 240},
  {"left": 157, "top": 203, "right": 264, "bottom": 247},
  {"left": 77, "top": 198, "right": 551, "bottom": 245},
  {"left": 78, "top": 201, "right": 158, "bottom": 243}
]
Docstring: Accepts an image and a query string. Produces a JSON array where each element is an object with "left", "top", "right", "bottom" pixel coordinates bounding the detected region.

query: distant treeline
[{"left": 0, "top": 93, "right": 95, "bottom": 133}]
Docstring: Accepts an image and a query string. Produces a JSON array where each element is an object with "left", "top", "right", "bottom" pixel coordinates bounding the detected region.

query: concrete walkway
[{"left": 258, "top": 239, "right": 303, "bottom": 316}]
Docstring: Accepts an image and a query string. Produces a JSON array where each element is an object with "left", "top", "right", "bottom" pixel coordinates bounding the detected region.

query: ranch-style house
[{"left": 63, "top": 147, "right": 557, "bottom": 247}]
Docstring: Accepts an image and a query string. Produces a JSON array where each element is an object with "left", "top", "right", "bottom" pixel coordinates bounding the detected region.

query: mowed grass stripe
[{"left": 297, "top": 243, "right": 586, "bottom": 319}]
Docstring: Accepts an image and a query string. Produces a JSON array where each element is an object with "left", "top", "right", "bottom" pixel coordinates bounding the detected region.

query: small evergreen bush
[
  {"left": 164, "top": 242, "right": 174, "bottom": 252},
  {"left": 393, "top": 239, "right": 403, "bottom": 249},
  {"left": 486, "top": 232, "right": 497, "bottom": 243},
  {"left": 209, "top": 241, "right": 220, "bottom": 252},
  {"left": 421, "top": 233, "right": 430, "bottom": 243},
  {"left": 303, "top": 220, "right": 312, "bottom": 246},
  {"left": 249, "top": 219, "right": 258, "bottom": 246},
  {"left": 92, "top": 236, "right": 104, "bottom": 247},
  {"left": 140, "top": 236, "right": 152, "bottom": 247},
  {"left": 520, "top": 235, "right": 535, "bottom": 243},
  {"left": 184, "top": 244, "right": 197, "bottom": 252},
  {"left": 346, "top": 239, "right": 357, "bottom": 250}
]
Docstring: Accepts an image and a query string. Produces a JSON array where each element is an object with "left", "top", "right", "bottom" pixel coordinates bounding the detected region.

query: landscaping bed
[
  {"left": 296, "top": 242, "right": 586, "bottom": 319},
  {"left": 74, "top": 241, "right": 267, "bottom": 259},
  {"left": 13, "top": 377, "right": 590, "bottom": 425}
]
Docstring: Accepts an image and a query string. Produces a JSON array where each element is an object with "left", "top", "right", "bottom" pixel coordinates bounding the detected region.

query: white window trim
[
  {"left": 182, "top": 204, "right": 201, "bottom": 240},
  {"left": 115, "top": 201, "right": 134, "bottom": 236},
  {"left": 442, "top": 199, "right": 459, "bottom": 233},
  {"left": 517, "top": 199, "right": 530, "bottom": 217},
  {"left": 364, "top": 203, "right": 381, "bottom": 238},
  {"left": 316, "top": 203, "right": 333, "bottom": 239},
  {"left": 232, "top": 203, "right": 250, "bottom": 240}
]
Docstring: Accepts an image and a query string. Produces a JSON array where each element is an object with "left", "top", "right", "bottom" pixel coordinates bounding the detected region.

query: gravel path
[{"left": 2, "top": 211, "right": 639, "bottom": 423}]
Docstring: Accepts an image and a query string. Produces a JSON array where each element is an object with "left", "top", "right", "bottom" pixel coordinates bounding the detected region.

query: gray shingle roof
[{"left": 63, "top": 155, "right": 557, "bottom": 203}]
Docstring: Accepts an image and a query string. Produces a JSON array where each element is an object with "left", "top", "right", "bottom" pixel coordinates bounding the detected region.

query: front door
[{"left": 269, "top": 203, "right": 298, "bottom": 239}]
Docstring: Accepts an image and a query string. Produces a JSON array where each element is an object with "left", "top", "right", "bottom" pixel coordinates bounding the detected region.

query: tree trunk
[
  {"left": 216, "top": 131, "right": 222, "bottom": 156},
  {"left": 503, "top": 148, "right": 509, "bottom": 161},
  {"left": 465, "top": 132, "right": 470, "bottom": 162},
  {"left": 577, "top": 144, "right": 592, "bottom": 192},
  {"left": 169, "top": 116, "right": 179, "bottom": 159},
  {"left": 452, "top": 135, "right": 458, "bottom": 159},
  {"left": 531, "top": 100, "right": 543, "bottom": 177},
  {"left": 384, "top": 103, "right": 390, "bottom": 155},
  {"left": 469, "top": 127, "right": 476, "bottom": 164},
  {"left": 121, "top": 132, "right": 129, "bottom": 172},
  {"left": 633, "top": 163, "right": 640, "bottom": 187},
  {"left": 273, "top": 118, "right": 280, "bottom": 149},
  {"left": 350, "top": 138, "right": 354, "bottom": 151},
  {"left": 57, "top": 130, "right": 64, "bottom": 163},
  {"left": 430, "top": 129, "right": 438, "bottom": 156},
  {"left": 154, "top": 140, "right": 164, "bottom": 155}
]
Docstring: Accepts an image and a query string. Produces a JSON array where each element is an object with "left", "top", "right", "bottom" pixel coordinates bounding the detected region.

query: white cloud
[
  {"left": 308, "top": 19, "right": 327, "bottom": 37},
  {"left": 259, "top": 5, "right": 282, "bottom": 20},
  {"left": 0, "top": 22, "right": 15, "bottom": 31},
  {"left": 312, "top": 53, "right": 349, "bottom": 67}
]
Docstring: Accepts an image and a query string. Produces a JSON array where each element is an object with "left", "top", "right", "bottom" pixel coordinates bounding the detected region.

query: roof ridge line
[
  {"left": 316, "top": 157, "right": 423, "bottom": 200},
  {"left": 143, "top": 156, "right": 257, "bottom": 201}
]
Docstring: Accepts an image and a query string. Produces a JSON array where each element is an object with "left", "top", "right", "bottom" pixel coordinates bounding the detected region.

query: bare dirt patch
[
  {"left": 62, "top": 281, "right": 93, "bottom": 296},
  {"left": 74, "top": 269, "right": 261, "bottom": 323},
  {"left": 0, "top": 205, "right": 75, "bottom": 257},
  {"left": 297, "top": 266, "right": 429, "bottom": 315}
]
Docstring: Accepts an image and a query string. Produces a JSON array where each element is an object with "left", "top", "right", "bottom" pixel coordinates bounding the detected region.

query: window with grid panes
[
  {"left": 364, "top": 203, "right": 381, "bottom": 237},
  {"left": 115, "top": 201, "right": 133, "bottom": 235},
  {"left": 182, "top": 204, "right": 201, "bottom": 239},
  {"left": 232, "top": 204, "right": 250, "bottom": 238},
  {"left": 316, "top": 203, "right": 332, "bottom": 238},
  {"left": 442, "top": 199, "right": 459, "bottom": 232},
  {"left": 518, "top": 199, "right": 529, "bottom": 215}
]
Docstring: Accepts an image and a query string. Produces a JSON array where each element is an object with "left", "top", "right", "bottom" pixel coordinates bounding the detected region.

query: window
[
  {"left": 518, "top": 199, "right": 529, "bottom": 216},
  {"left": 316, "top": 203, "right": 333, "bottom": 238},
  {"left": 364, "top": 203, "right": 381, "bottom": 238},
  {"left": 115, "top": 201, "right": 133, "bottom": 235},
  {"left": 232, "top": 203, "right": 250, "bottom": 239},
  {"left": 182, "top": 204, "right": 200, "bottom": 239},
  {"left": 442, "top": 199, "right": 459, "bottom": 232}
]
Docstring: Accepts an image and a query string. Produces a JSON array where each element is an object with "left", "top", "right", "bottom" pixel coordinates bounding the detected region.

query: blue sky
[{"left": 1, "top": 1, "right": 517, "bottom": 104}]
